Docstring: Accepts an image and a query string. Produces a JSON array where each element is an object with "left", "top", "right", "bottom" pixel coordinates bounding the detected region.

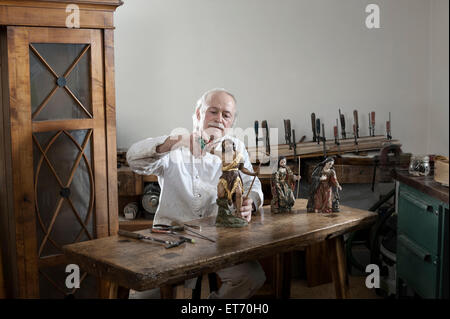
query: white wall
[
  {"left": 428, "top": 0, "right": 449, "bottom": 156},
  {"left": 114, "top": 0, "right": 445, "bottom": 155}
]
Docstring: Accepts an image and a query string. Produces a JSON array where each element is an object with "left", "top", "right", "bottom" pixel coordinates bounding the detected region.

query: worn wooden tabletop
[{"left": 63, "top": 199, "right": 376, "bottom": 292}]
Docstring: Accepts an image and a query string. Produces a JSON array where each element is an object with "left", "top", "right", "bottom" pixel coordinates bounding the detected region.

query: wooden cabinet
[
  {"left": 0, "top": 0, "right": 122, "bottom": 298},
  {"left": 395, "top": 171, "right": 449, "bottom": 299}
]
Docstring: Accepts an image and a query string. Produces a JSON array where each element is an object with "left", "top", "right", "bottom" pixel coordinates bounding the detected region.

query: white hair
[{"left": 192, "top": 88, "right": 238, "bottom": 132}]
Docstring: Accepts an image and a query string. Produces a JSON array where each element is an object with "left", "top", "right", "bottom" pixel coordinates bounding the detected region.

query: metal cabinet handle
[
  {"left": 400, "top": 193, "right": 433, "bottom": 212},
  {"left": 398, "top": 235, "right": 431, "bottom": 262}
]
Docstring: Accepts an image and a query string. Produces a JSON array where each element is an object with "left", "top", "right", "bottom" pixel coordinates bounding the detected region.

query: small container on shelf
[
  {"left": 123, "top": 202, "right": 139, "bottom": 220},
  {"left": 408, "top": 155, "right": 430, "bottom": 177}
]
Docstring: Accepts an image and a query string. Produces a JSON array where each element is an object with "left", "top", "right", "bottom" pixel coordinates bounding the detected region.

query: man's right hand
[{"left": 156, "top": 132, "right": 212, "bottom": 157}]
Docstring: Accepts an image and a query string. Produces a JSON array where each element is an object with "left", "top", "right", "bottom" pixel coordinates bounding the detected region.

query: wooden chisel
[
  {"left": 353, "top": 110, "right": 359, "bottom": 138},
  {"left": 311, "top": 113, "right": 317, "bottom": 142},
  {"left": 339, "top": 109, "right": 346, "bottom": 139}
]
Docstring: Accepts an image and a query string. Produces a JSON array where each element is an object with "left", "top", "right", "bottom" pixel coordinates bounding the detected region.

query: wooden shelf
[{"left": 118, "top": 218, "right": 153, "bottom": 232}]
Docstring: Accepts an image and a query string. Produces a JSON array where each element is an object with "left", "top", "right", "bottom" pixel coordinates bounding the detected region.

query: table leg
[
  {"left": 98, "top": 279, "right": 118, "bottom": 299},
  {"left": 160, "top": 284, "right": 174, "bottom": 299},
  {"left": 274, "top": 254, "right": 283, "bottom": 298},
  {"left": 117, "top": 286, "right": 130, "bottom": 299},
  {"left": 274, "top": 252, "right": 292, "bottom": 299},
  {"left": 282, "top": 251, "right": 292, "bottom": 299},
  {"left": 327, "top": 236, "right": 350, "bottom": 299}
]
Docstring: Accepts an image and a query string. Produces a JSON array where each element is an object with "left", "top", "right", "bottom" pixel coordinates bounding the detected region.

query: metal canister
[
  {"left": 408, "top": 155, "right": 430, "bottom": 176},
  {"left": 123, "top": 202, "right": 139, "bottom": 220},
  {"left": 141, "top": 183, "right": 161, "bottom": 219}
]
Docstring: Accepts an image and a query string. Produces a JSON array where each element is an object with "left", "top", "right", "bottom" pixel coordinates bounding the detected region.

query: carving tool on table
[
  {"left": 118, "top": 230, "right": 183, "bottom": 249},
  {"left": 154, "top": 224, "right": 213, "bottom": 243},
  {"left": 183, "top": 223, "right": 201, "bottom": 230},
  {"left": 172, "top": 223, "right": 216, "bottom": 243},
  {"left": 150, "top": 226, "right": 195, "bottom": 244},
  {"left": 185, "top": 227, "right": 216, "bottom": 243}
]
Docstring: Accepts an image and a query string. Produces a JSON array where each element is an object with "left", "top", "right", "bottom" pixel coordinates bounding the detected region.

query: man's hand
[
  {"left": 240, "top": 197, "right": 254, "bottom": 222},
  {"left": 156, "top": 132, "right": 212, "bottom": 156}
]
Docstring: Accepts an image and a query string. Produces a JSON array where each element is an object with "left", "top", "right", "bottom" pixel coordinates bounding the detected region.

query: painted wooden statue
[
  {"left": 215, "top": 139, "right": 259, "bottom": 228},
  {"left": 307, "top": 157, "right": 342, "bottom": 213},
  {"left": 270, "top": 156, "right": 300, "bottom": 213}
]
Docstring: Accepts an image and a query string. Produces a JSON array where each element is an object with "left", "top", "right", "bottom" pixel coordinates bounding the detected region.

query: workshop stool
[{"left": 192, "top": 273, "right": 220, "bottom": 299}]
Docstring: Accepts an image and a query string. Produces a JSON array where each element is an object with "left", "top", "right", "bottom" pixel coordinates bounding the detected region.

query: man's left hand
[{"left": 240, "top": 198, "right": 254, "bottom": 222}]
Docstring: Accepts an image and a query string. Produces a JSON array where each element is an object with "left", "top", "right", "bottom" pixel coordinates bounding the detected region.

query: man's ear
[{"left": 196, "top": 107, "right": 201, "bottom": 121}]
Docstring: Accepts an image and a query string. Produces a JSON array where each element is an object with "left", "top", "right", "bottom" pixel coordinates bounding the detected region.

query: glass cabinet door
[{"left": 6, "top": 26, "right": 113, "bottom": 298}]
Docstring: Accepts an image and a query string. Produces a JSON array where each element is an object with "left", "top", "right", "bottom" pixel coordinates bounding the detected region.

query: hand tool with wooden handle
[
  {"left": 150, "top": 229, "right": 195, "bottom": 244},
  {"left": 254, "top": 120, "right": 259, "bottom": 150},
  {"left": 386, "top": 112, "right": 392, "bottom": 140},
  {"left": 292, "top": 129, "right": 297, "bottom": 157},
  {"left": 316, "top": 118, "right": 321, "bottom": 145},
  {"left": 334, "top": 119, "right": 341, "bottom": 155},
  {"left": 284, "top": 119, "right": 292, "bottom": 148},
  {"left": 339, "top": 109, "right": 346, "bottom": 139},
  {"left": 292, "top": 128, "right": 300, "bottom": 198},
  {"left": 370, "top": 111, "right": 376, "bottom": 136},
  {"left": 244, "top": 162, "right": 261, "bottom": 200},
  {"left": 353, "top": 124, "right": 359, "bottom": 154},
  {"left": 321, "top": 123, "right": 327, "bottom": 158},
  {"left": 118, "top": 230, "right": 182, "bottom": 249},
  {"left": 311, "top": 113, "right": 317, "bottom": 142},
  {"left": 183, "top": 223, "right": 201, "bottom": 230},
  {"left": 185, "top": 228, "right": 216, "bottom": 243},
  {"left": 353, "top": 110, "right": 359, "bottom": 138},
  {"left": 261, "top": 120, "right": 270, "bottom": 155}
]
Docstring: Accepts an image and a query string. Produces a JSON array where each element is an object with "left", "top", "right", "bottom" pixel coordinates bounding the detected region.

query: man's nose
[{"left": 214, "top": 112, "right": 224, "bottom": 123}]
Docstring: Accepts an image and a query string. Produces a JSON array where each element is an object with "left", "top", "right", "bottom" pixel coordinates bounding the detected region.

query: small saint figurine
[
  {"left": 307, "top": 157, "right": 342, "bottom": 213},
  {"left": 215, "top": 139, "right": 259, "bottom": 228},
  {"left": 270, "top": 156, "right": 300, "bottom": 213}
]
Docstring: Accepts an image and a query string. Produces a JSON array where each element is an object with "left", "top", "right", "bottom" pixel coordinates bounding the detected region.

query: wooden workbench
[{"left": 63, "top": 199, "right": 376, "bottom": 299}]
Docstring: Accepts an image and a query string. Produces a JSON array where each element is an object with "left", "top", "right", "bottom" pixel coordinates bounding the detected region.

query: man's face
[
  {"left": 199, "top": 91, "right": 236, "bottom": 139},
  {"left": 280, "top": 158, "right": 287, "bottom": 167}
]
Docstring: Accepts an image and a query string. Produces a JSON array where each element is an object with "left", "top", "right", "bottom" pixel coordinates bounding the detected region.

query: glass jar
[{"left": 408, "top": 155, "right": 430, "bottom": 176}]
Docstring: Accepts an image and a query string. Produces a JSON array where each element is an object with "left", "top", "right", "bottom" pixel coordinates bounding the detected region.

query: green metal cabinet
[{"left": 397, "top": 182, "right": 449, "bottom": 298}]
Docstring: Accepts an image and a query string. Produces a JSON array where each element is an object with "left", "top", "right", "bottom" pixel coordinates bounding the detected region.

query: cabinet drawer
[
  {"left": 397, "top": 235, "right": 439, "bottom": 298},
  {"left": 398, "top": 184, "right": 440, "bottom": 255}
]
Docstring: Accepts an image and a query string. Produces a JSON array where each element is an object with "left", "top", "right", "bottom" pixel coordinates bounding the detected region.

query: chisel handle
[
  {"left": 311, "top": 113, "right": 316, "bottom": 141},
  {"left": 118, "top": 229, "right": 143, "bottom": 240},
  {"left": 353, "top": 110, "right": 359, "bottom": 127}
]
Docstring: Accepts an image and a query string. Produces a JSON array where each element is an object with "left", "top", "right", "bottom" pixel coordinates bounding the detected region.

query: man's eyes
[{"left": 209, "top": 110, "right": 232, "bottom": 119}]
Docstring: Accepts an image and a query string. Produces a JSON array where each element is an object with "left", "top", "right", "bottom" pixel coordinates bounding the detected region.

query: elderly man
[{"left": 127, "top": 88, "right": 266, "bottom": 299}]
